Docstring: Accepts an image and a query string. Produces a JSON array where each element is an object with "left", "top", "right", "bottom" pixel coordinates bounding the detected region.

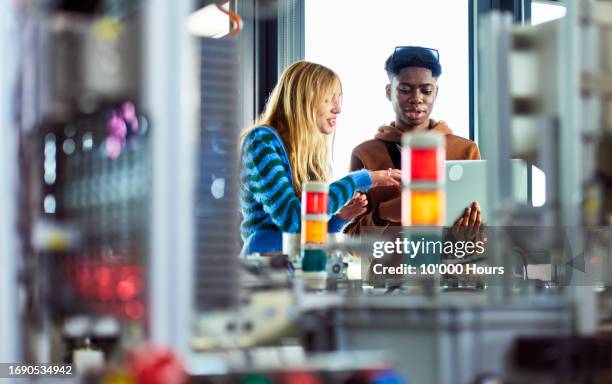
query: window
[
  {"left": 305, "top": 0, "right": 470, "bottom": 177},
  {"left": 531, "top": 1, "right": 566, "bottom": 26}
]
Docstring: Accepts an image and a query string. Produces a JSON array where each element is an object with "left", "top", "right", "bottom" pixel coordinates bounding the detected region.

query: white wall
[{"left": 305, "top": 0, "right": 469, "bottom": 178}]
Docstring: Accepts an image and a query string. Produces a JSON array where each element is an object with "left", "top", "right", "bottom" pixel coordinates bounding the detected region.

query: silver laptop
[{"left": 445, "top": 159, "right": 528, "bottom": 226}]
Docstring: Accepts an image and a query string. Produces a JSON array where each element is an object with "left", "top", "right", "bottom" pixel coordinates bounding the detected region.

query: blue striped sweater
[{"left": 240, "top": 126, "right": 372, "bottom": 254}]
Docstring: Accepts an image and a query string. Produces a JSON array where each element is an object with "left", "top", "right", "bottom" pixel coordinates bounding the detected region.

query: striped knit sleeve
[
  {"left": 327, "top": 170, "right": 372, "bottom": 215},
  {"left": 242, "top": 129, "right": 373, "bottom": 231},
  {"left": 328, "top": 214, "right": 350, "bottom": 233}
]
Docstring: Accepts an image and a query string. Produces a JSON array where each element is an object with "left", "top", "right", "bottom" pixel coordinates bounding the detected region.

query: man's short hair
[{"left": 385, "top": 46, "right": 442, "bottom": 79}]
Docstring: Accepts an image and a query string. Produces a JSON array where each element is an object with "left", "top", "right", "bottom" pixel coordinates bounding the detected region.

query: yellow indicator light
[
  {"left": 402, "top": 189, "right": 445, "bottom": 226},
  {"left": 301, "top": 220, "right": 328, "bottom": 244}
]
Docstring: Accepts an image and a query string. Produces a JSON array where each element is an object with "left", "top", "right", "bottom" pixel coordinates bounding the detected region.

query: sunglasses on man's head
[{"left": 392, "top": 46, "right": 440, "bottom": 64}]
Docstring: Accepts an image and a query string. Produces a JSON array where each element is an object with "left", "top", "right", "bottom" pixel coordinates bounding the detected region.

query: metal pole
[
  {"left": 479, "top": 12, "right": 515, "bottom": 300},
  {"left": 560, "top": 0, "right": 595, "bottom": 334},
  {"left": 0, "top": 0, "right": 21, "bottom": 373},
  {"left": 144, "top": 0, "right": 198, "bottom": 355}
]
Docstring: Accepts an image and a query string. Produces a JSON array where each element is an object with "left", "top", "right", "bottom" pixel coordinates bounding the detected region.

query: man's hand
[
  {"left": 450, "top": 201, "right": 485, "bottom": 249},
  {"left": 337, "top": 192, "right": 368, "bottom": 221},
  {"left": 453, "top": 201, "right": 481, "bottom": 227}
]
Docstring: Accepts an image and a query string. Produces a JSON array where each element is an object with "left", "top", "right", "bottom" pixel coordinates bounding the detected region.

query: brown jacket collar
[{"left": 374, "top": 119, "right": 452, "bottom": 143}]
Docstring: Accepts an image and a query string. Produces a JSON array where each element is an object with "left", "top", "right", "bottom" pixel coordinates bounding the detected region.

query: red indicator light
[
  {"left": 403, "top": 147, "right": 444, "bottom": 183},
  {"left": 304, "top": 192, "right": 328, "bottom": 215},
  {"left": 411, "top": 148, "right": 441, "bottom": 181}
]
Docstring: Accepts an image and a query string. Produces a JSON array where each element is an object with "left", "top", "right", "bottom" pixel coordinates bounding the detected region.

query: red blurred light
[
  {"left": 94, "top": 267, "right": 112, "bottom": 286},
  {"left": 116, "top": 279, "right": 138, "bottom": 301},
  {"left": 76, "top": 268, "right": 94, "bottom": 298},
  {"left": 127, "top": 344, "right": 188, "bottom": 384},
  {"left": 130, "top": 275, "right": 143, "bottom": 292},
  {"left": 96, "top": 284, "right": 114, "bottom": 301},
  {"left": 591, "top": 256, "right": 602, "bottom": 266},
  {"left": 125, "top": 300, "right": 145, "bottom": 319},
  {"left": 281, "top": 371, "right": 322, "bottom": 384},
  {"left": 76, "top": 268, "right": 91, "bottom": 287}
]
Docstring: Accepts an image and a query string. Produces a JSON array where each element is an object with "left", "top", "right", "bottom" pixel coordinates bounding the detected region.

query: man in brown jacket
[{"left": 346, "top": 46, "right": 481, "bottom": 235}]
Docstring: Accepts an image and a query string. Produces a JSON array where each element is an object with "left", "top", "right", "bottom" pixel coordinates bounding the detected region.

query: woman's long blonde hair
[{"left": 242, "top": 61, "right": 340, "bottom": 195}]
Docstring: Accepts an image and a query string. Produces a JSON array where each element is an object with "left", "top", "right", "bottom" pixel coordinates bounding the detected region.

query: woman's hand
[
  {"left": 337, "top": 192, "right": 368, "bottom": 221},
  {"left": 370, "top": 168, "right": 402, "bottom": 188}
]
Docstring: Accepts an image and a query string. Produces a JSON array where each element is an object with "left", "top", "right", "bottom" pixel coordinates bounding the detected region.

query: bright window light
[
  {"left": 531, "top": 1, "right": 566, "bottom": 26},
  {"left": 306, "top": 0, "right": 469, "bottom": 178},
  {"left": 531, "top": 165, "right": 546, "bottom": 207},
  {"left": 186, "top": 2, "right": 230, "bottom": 38}
]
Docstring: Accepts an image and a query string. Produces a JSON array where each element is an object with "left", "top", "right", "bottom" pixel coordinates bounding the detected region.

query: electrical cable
[{"left": 215, "top": 0, "right": 243, "bottom": 37}]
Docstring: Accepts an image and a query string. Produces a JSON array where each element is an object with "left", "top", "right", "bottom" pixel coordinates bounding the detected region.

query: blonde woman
[{"left": 240, "top": 61, "right": 401, "bottom": 254}]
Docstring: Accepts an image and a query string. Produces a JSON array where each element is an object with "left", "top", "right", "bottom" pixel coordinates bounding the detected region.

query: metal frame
[
  {"left": 478, "top": 12, "right": 514, "bottom": 222},
  {"left": 469, "top": 0, "right": 478, "bottom": 142},
  {"left": 302, "top": 298, "right": 573, "bottom": 383},
  {"left": 0, "top": 0, "right": 21, "bottom": 369},
  {"left": 235, "top": 0, "right": 281, "bottom": 119},
  {"left": 558, "top": 0, "right": 594, "bottom": 333},
  {"left": 472, "top": 0, "right": 531, "bottom": 148},
  {"left": 277, "top": 0, "right": 304, "bottom": 75},
  {"left": 235, "top": 0, "right": 256, "bottom": 128},
  {"left": 144, "top": 0, "right": 198, "bottom": 355},
  {"left": 255, "top": 4, "right": 278, "bottom": 116},
  {"left": 143, "top": 0, "right": 281, "bottom": 352},
  {"left": 478, "top": 1, "right": 595, "bottom": 331}
]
